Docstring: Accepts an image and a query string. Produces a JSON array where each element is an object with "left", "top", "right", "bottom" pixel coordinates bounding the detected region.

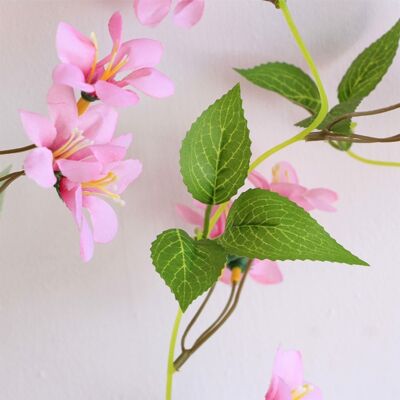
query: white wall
[{"left": 0, "top": 0, "right": 399, "bottom": 398}]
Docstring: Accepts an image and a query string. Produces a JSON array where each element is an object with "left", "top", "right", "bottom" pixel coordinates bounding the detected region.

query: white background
[{"left": 0, "top": 0, "right": 399, "bottom": 399}]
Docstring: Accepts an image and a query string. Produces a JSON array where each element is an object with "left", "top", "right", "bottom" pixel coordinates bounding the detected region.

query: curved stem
[
  {"left": 0, "top": 144, "right": 35, "bottom": 155},
  {"left": 0, "top": 171, "right": 25, "bottom": 194},
  {"left": 209, "top": 0, "right": 329, "bottom": 236},
  {"left": 180, "top": 284, "right": 216, "bottom": 352},
  {"left": 347, "top": 150, "right": 400, "bottom": 167},
  {"left": 202, "top": 205, "right": 212, "bottom": 240},
  {"left": 306, "top": 130, "right": 400, "bottom": 144},
  {"left": 327, "top": 101, "right": 400, "bottom": 131},
  {"left": 166, "top": 308, "right": 183, "bottom": 400}
]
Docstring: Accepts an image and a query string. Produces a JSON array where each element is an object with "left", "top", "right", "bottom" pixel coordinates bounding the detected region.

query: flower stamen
[
  {"left": 291, "top": 384, "right": 314, "bottom": 400},
  {"left": 82, "top": 172, "right": 125, "bottom": 205}
]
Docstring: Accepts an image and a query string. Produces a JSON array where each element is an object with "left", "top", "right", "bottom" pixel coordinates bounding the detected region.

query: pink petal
[
  {"left": 124, "top": 68, "right": 174, "bottom": 98},
  {"left": 210, "top": 206, "right": 227, "bottom": 238},
  {"left": 133, "top": 0, "right": 172, "bottom": 26},
  {"left": 56, "top": 22, "right": 95, "bottom": 75},
  {"left": 270, "top": 182, "right": 307, "bottom": 200},
  {"left": 273, "top": 349, "right": 304, "bottom": 390},
  {"left": 47, "top": 84, "right": 78, "bottom": 145},
  {"left": 219, "top": 267, "right": 232, "bottom": 285},
  {"left": 19, "top": 111, "right": 57, "bottom": 148},
  {"left": 52, "top": 63, "right": 93, "bottom": 92},
  {"left": 176, "top": 204, "right": 203, "bottom": 226},
  {"left": 173, "top": 0, "right": 205, "bottom": 28},
  {"left": 272, "top": 162, "right": 299, "bottom": 184},
  {"left": 57, "top": 159, "right": 102, "bottom": 183},
  {"left": 83, "top": 196, "right": 118, "bottom": 243},
  {"left": 108, "top": 11, "right": 122, "bottom": 48},
  {"left": 59, "top": 179, "right": 83, "bottom": 227},
  {"left": 111, "top": 133, "right": 133, "bottom": 149},
  {"left": 106, "top": 159, "right": 142, "bottom": 194},
  {"left": 24, "top": 147, "right": 56, "bottom": 188},
  {"left": 265, "top": 376, "right": 292, "bottom": 400},
  {"left": 90, "top": 144, "right": 127, "bottom": 164},
  {"left": 78, "top": 104, "right": 118, "bottom": 144},
  {"left": 250, "top": 260, "right": 283, "bottom": 285},
  {"left": 80, "top": 216, "right": 94, "bottom": 262},
  {"left": 248, "top": 170, "right": 270, "bottom": 190},
  {"left": 95, "top": 80, "right": 139, "bottom": 107},
  {"left": 305, "top": 188, "right": 338, "bottom": 212}
]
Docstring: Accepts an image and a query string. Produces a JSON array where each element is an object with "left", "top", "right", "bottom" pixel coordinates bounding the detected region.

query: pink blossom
[
  {"left": 53, "top": 12, "right": 174, "bottom": 108},
  {"left": 176, "top": 200, "right": 283, "bottom": 286},
  {"left": 134, "top": 0, "right": 205, "bottom": 28},
  {"left": 59, "top": 158, "right": 142, "bottom": 262},
  {"left": 265, "top": 349, "right": 322, "bottom": 400},
  {"left": 20, "top": 84, "right": 142, "bottom": 261},
  {"left": 249, "top": 162, "right": 338, "bottom": 212}
]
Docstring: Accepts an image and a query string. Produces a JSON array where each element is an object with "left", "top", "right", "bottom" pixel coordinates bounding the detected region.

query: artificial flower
[
  {"left": 53, "top": 11, "right": 174, "bottom": 109},
  {"left": 176, "top": 200, "right": 283, "bottom": 285},
  {"left": 134, "top": 0, "right": 205, "bottom": 28},
  {"left": 21, "top": 84, "right": 142, "bottom": 261},
  {"left": 265, "top": 349, "right": 322, "bottom": 400},
  {"left": 249, "top": 162, "right": 338, "bottom": 212},
  {"left": 21, "top": 85, "right": 122, "bottom": 188}
]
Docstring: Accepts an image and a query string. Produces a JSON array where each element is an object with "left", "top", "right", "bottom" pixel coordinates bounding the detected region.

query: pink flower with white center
[
  {"left": 134, "top": 0, "right": 205, "bottom": 28},
  {"left": 265, "top": 349, "right": 322, "bottom": 400},
  {"left": 53, "top": 12, "right": 174, "bottom": 109},
  {"left": 176, "top": 200, "right": 283, "bottom": 286},
  {"left": 249, "top": 162, "right": 338, "bottom": 212},
  {"left": 59, "top": 157, "right": 142, "bottom": 262},
  {"left": 20, "top": 85, "right": 128, "bottom": 188}
]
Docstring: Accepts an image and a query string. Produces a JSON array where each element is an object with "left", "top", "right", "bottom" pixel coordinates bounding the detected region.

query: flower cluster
[
  {"left": 177, "top": 162, "right": 338, "bottom": 284},
  {"left": 20, "top": 12, "right": 174, "bottom": 261}
]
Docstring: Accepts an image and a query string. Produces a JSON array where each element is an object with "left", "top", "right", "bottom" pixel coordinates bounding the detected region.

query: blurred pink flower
[
  {"left": 21, "top": 84, "right": 142, "bottom": 261},
  {"left": 249, "top": 162, "right": 338, "bottom": 212},
  {"left": 176, "top": 200, "right": 283, "bottom": 286},
  {"left": 134, "top": 0, "right": 205, "bottom": 28},
  {"left": 265, "top": 349, "right": 322, "bottom": 400},
  {"left": 53, "top": 12, "right": 174, "bottom": 108}
]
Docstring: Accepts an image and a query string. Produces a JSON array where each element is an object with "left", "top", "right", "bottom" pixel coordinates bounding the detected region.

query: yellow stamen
[
  {"left": 272, "top": 164, "right": 280, "bottom": 183},
  {"left": 231, "top": 267, "right": 242, "bottom": 284},
  {"left": 291, "top": 384, "right": 314, "bottom": 400},
  {"left": 87, "top": 32, "right": 99, "bottom": 84},
  {"left": 82, "top": 172, "right": 124, "bottom": 205}
]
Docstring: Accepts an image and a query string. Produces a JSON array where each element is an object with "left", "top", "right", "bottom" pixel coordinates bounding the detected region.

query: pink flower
[
  {"left": 21, "top": 84, "right": 142, "bottom": 261},
  {"left": 265, "top": 349, "right": 322, "bottom": 400},
  {"left": 134, "top": 0, "right": 205, "bottom": 28},
  {"left": 59, "top": 158, "right": 142, "bottom": 262},
  {"left": 53, "top": 12, "right": 174, "bottom": 108},
  {"left": 176, "top": 200, "right": 283, "bottom": 286},
  {"left": 249, "top": 162, "right": 338, "bottom": 212}
]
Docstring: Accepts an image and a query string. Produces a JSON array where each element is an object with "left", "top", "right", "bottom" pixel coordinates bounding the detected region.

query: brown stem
[
  {"left": 0, "top": 144, "right": 35, "bottom": 155},
  {"left": 0, "top": 171, "right": 25, "bottom": 194},
  {"left": 306, "top": 130, "right": 400, "bottom": 144},
  {"left": 327, "top": 101, "right": 400, "bottom": 131},
  {"left": 180, "top": 284, "right": 217, "bottom": 352},
  {"left": 174, "top": 260, "right": 253, "bottom": 371}
]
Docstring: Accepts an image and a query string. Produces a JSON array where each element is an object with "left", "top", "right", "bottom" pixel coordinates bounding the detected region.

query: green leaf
[
  {"left": 338, "top": 19, "right": 400, "bottom": 103},
  {"left": 180, "top": 84, "right": 251, "bottom": 205},
  {"left": 296, "top": 97, "right": 362, "bottom": 151},
  {"left": 0, "top": 165, "right": 12, "bottom": 213},
  {"left": 217, "top": 189, "right": 367, "bottom": 266},
  {"left": 236, "top": 62, "right": 321, "bottom": 114},
  {"left": 151, "top": 229, "right": 227, "bottom": 311}
]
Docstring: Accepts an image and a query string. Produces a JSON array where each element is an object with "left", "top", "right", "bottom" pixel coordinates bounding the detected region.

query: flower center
[
  {"left": 53, "top": 128, "right": 93, "bottom": 160},
  {"left": 291, "top": 384, "right": 314, "bottom": 400},
  {"left": 82, "top": 172, "right": 125, "bottom": 205}
]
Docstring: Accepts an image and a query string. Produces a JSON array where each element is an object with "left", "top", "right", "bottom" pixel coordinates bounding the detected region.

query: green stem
[
  {"left": 208, "top": 0, "right": 329, "bottom": 235},
  {"left": 347, "top": 150, "right": 400, "bottom": 167},
  {"left": 202, "top": 205, "right": 212, "bottom": 240},
  {"left": 166, "top": 308, "right": 183, "bottom": 400}
]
